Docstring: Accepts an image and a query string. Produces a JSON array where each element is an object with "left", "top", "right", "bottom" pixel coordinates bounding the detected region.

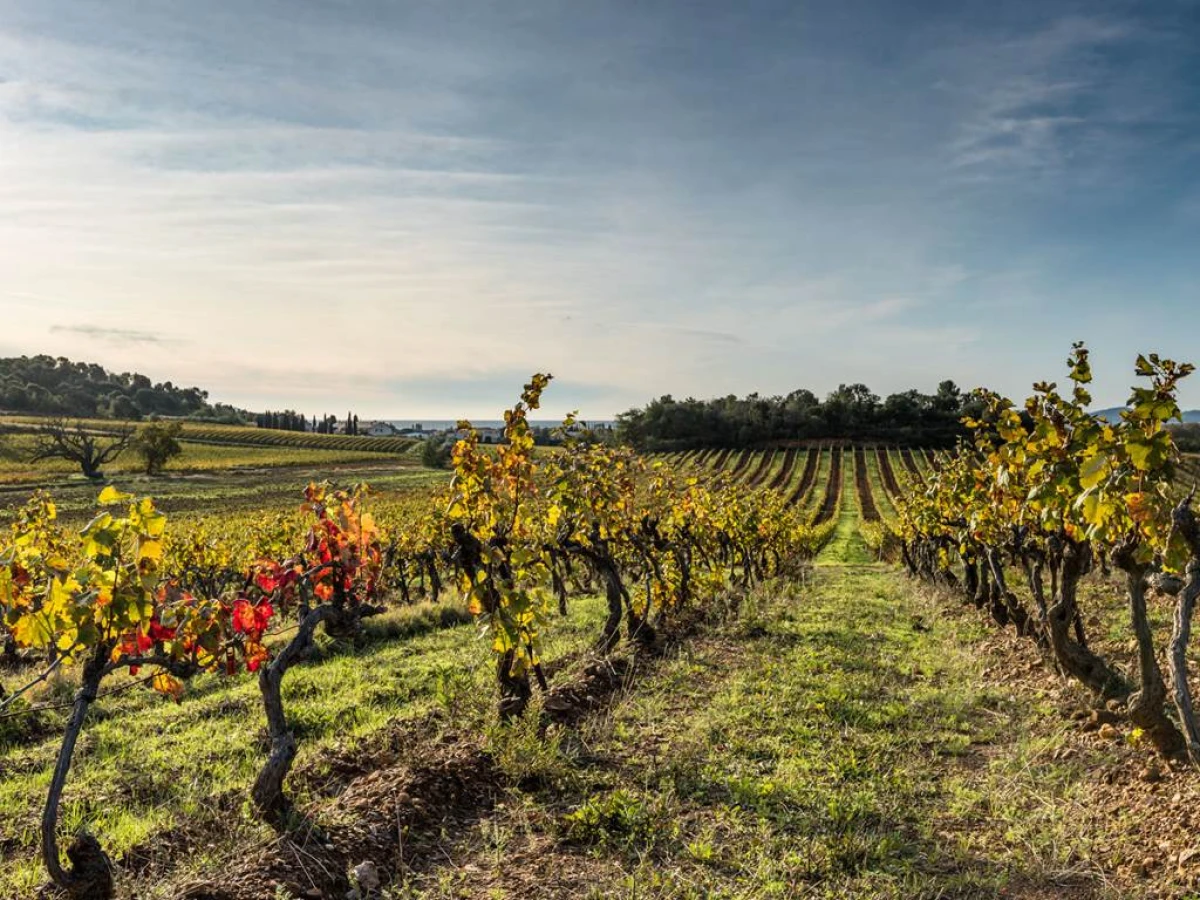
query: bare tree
[{"left": 29, "top": 419, "right": 133, "bottom": 479}]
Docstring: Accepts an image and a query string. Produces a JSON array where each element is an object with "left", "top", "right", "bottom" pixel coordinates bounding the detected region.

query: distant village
[
  {"left": 252, "top": 409, "right": 612, "bottom": 445},
  {"left": 354, "top": 421, "right": 509, "bottom": 443},
  {"left": 348, "top": 420, "right": 614, "bottom": 444},
  {"left": 313, "top": 418, "right": 508, "bottom": 443}
]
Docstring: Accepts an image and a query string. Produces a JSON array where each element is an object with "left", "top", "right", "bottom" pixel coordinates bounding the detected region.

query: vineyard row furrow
[
  {"left": 767, "top": 448, "right": 798, "bottom": 491},
  {"left": 785, "top": 448, "right": 820, "bottom": 508},
  {"left": 854, "top": 447, "right": 881, "bottom": 522},
  {"left": 727, "top": 448, "right": 755, "bottom": 480},
  {"left": 876, "top": 446, "right": 902, "bottom": 498},
  {"left": 812, "top": 447, "right": 842, "bottom": 525},
  {"left": 899, "top": 448, "right": 924, "bottom": 483},
  {"left": 710, "top": 447, "right": 733, "bottom": 471},
  {"left": 745, "top": 450, "right": 776, "bottom": 487}
]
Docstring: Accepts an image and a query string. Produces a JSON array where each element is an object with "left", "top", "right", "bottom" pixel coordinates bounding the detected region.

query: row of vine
[{"left": 0, "top": 375, "right": 828, "bottom": 899}]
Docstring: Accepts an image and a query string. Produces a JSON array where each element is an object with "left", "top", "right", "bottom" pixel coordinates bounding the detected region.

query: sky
[{"left": 1, "top": 0, "right": 1198, "bottom": 419}]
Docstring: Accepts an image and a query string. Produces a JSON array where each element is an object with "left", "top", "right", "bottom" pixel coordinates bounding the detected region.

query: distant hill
[
  {"left": 0, "top": 354, "right": 249, "bottom": 422},
  {"left": 1094, "top": 406, "right": 1200, "bottom": 424}
]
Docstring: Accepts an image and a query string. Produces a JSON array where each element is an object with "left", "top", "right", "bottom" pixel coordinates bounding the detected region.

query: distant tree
[
  {"left": 352, "top": 414, "right": 359, "bottom": 436},
  {"left": 108, "top": 394, "right": 141, "bottom": 420},
  {"left": 29, "top": 419, "right": 133, "bottom": 478},
  {"left": 130, "top": 421, "right": 184, "bottom": 475},
  {"left": 421, "top": 436, "right": 454, "bottom": 469},
  {"left": 133, "top": 387, "right": 159, "bottom": 415},
  {"left": 1171, "top": 423, "right": 1200, "bottom": 454}
]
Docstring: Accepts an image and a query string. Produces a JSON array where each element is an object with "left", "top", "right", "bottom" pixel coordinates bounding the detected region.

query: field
[
  {"left": 0, "top": 417, "right": 420, "bottom": 490},
  {"left": 0, "top": 416, "right": 437, "bottom": 525},
  {"left": 0, "top": 417, "right": 416, "bottom": 455},
  {"left": 5, "top": 438, "right": 1200, "bottom": 899}
]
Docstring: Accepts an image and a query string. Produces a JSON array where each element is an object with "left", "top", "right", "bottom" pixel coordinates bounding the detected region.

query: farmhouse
[
  {"left": 477, "top": 427, "right": 504, "bottom": 443},
  {"left": 362, "top": 421, "right": 400, "bottom": 436}
]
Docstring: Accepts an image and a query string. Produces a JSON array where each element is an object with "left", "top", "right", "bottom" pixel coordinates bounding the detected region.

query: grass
[{"left": 0, "top": 595, "right": 609, "bottom": 897}]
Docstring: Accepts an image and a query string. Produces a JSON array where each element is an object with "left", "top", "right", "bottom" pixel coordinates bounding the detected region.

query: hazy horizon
[{"left": 2, "top": 1, "right": 1198, "bottom": 418}]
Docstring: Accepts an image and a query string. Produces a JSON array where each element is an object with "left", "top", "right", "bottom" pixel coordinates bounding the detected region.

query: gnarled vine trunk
[
  {"left": 1112, "top": 545, "right": 1184, "bottom": 755},
  {"left": 986, "top": 549, "right": 1035, "bottom": 640},
  {"left": 963, "top": 557, "right": 979, "bottom": 607},
  {"left": 973, "top": 556, "right": 990, "bottom": 609},
  {"left": 1169, "top": 499, "right": 1200, "bottom": 763},
  {"left": 597, "top": 563, "right": 625, "bottom": 655},
  {"left": 252, "top": 604, "right": 336, "bottom": 824},
  {"left": 1021, "top": 551, "right": 1050, "bottom": 637},
  {"left": 1114, "top": 545, "right": 1184, "bottom": 755},
  {"left": 1170, "top": 561, "right": 1200, "bottom": 762},
  {"left": 1046, "top": 539, "right": 1127, "bottom": 698},
  {"left": 42, "top": 645, "right": 114, "bottom": 900}
]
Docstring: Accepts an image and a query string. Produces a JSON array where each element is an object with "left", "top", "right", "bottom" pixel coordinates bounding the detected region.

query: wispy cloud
[
  {"left": 50, "top": 324, "right": 175, "bottom": 345},
  {"left": 938, "top": 12, "right": 1196, "bottom": 188}
]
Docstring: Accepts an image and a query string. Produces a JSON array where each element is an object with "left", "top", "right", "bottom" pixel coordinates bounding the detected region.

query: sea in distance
[{"left": 384, "top": 419, "right": 614, "bottom": 431}]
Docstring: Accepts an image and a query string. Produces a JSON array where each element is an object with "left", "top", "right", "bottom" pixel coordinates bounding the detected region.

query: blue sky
[{"left": 1, "top": 0, "right": 1197, "bottom": 417}]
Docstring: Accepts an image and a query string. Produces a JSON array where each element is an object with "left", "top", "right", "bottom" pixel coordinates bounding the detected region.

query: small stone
[
  {"left": 352, "top": 860, "right": 381, "bottom": 892},
  {"left": 1098, "top": 723, "right": 1121, "bottom": 741}
]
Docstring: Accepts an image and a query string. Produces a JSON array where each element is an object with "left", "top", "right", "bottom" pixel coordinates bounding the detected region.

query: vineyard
[
  {"left": 0, "top": 418, "right": 422, "bottom": 495},
  {"left": 0, "top": 378, "right": 833, "bottom": 899},
  {"left": 5, "top": 362, "right": 1200, "bottom": 898},
  {"left": 0, "top": 418, "right": 417, "bottom": 456}
]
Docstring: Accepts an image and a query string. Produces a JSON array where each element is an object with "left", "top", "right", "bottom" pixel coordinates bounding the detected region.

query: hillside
[
  {"left": 0, "top": 355, "right": 247, "bottom": 422},
  {"left": 1095, "top": 406, "right": 1200, "bottom": 423}
]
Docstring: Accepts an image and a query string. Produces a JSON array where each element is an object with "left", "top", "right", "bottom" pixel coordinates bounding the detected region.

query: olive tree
[
  {"left": 29, "top": 419, "right": 133, "bottom": 479},
  {"left": 131, "top": 421, "right": 184, "bottom": 475}
]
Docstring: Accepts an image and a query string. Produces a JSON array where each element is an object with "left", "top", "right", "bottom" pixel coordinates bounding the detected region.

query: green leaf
[
  {"left": 98, "top": 486, "right": 133, "bottom": 505},
  {"left": 1127, "top": 438, "right": 1156, "bottom": 472},
  {"left": 1078, "top": 454, "right": 1107, "bottom": 490}
]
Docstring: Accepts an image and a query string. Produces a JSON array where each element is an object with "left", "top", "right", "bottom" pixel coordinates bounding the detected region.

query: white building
[{"left": 363, "top": 421, "right": 400, "bottom": 437}]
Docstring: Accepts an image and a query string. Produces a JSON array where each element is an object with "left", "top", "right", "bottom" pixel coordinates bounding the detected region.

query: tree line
[
  {"left": 615, "top": 381, "right": 978, "bottom": 450},
  {"left": 0, "top": 355, "right": 246, "bottom": 422},
  {"left": 253, "top": 411, "right": 365, "bottom": 434}
]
